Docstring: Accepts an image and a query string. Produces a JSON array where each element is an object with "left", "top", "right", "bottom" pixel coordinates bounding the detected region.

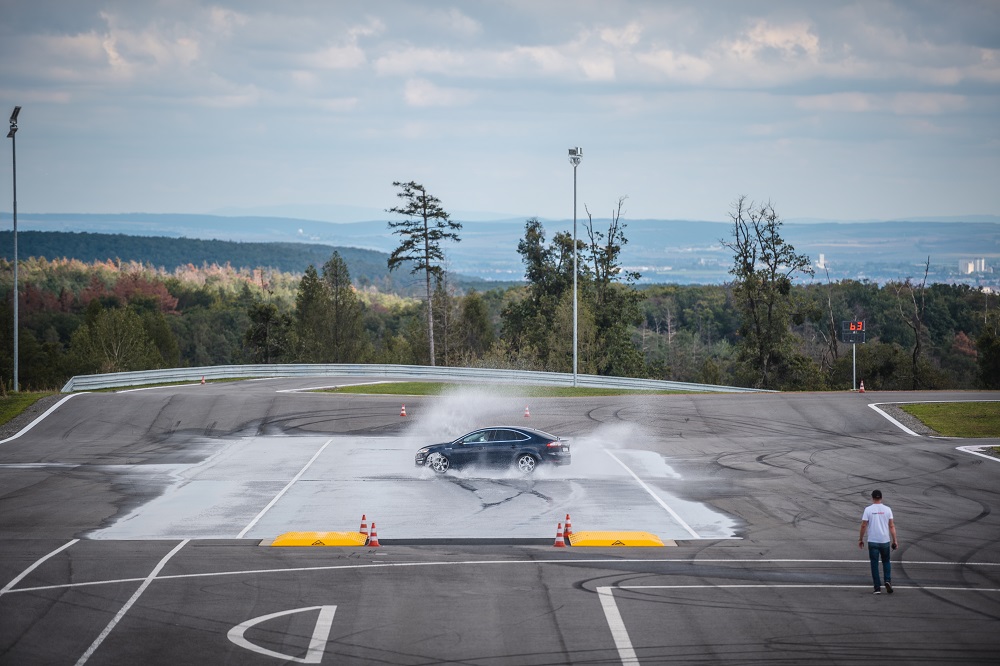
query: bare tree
[{"left": 894, "top": 256, "right": 930, "bottom": 389}]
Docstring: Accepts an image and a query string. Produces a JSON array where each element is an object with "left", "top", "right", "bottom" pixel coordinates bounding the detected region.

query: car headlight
[{"left": 417, "top": 447, "right": 430, "bottom": 454}]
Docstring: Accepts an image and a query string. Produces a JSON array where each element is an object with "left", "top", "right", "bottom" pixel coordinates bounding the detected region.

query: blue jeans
[{"left": 868, "top": 542, "right": 891, "bottom": 589}]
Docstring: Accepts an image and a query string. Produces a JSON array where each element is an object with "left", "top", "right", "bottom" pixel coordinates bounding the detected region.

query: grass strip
[
  {"left": 321, "top": 381, "right": 680, "bottom": 397},
  {"left": 0, "top": 392, "right": 58, "bottom": 427},
  {"left": 899, "top": 401, "right": 1000, "bottom": 438}
]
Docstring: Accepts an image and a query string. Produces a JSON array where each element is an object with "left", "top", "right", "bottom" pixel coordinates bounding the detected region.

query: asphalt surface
[{"left": 1, "top": 379, "right": 998, "bottom": 665}]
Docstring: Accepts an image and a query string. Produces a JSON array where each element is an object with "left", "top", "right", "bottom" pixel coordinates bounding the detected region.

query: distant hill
[
  {"left": 4, "top": 212, "right": 998, "bottom": 285},
  {"left": 0, "top": 231, "right": 512, "bottom": 295}
]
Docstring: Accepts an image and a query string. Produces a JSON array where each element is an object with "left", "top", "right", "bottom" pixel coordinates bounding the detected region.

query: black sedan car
[{"left": 415, "top": 426, "right": 571, "bottom": 474}]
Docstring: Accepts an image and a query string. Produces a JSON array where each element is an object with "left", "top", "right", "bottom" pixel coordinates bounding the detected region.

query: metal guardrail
[{"left": 60, "top": 363, "right": 768, "bottom": 393}]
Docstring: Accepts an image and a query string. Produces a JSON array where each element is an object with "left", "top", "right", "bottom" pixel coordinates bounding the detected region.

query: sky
[{"left": 0, "top": 0, "right": 998, "bottom": 224}]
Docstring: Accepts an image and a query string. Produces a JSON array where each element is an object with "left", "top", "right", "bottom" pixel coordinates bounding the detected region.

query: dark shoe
[
  {"left": 885, "top": 581, "right": 893, "bottom": 594},
  {"left": 873, "top": 588, "right": 881, "bottom": 594}
]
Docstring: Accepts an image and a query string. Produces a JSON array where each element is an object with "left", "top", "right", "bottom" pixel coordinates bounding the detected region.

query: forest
[{"left": 1, "top": 219, "right": 998, "bottom": 393}]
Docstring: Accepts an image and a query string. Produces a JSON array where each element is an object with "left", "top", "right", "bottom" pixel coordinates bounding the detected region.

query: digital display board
[{"left": 841, "top": 320, "right": 866, "bottom": 343}]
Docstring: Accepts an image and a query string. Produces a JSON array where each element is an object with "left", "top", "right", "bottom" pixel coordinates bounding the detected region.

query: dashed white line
[
  {"left": 75, "top": 539, "right": 189, "bottom": 666},
  {"left": 604, "top": 449, "right": 701, "bottom": 539},
  {"left": 235, "top": 438, "right": 334, "bottom": 538}
]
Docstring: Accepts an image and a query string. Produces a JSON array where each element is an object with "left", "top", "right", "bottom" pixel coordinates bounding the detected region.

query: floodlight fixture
[{"left": 6, "top": 106, "right": 19, "bottom": 138}]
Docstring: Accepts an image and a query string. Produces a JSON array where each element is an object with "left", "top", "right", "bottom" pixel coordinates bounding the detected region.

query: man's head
[{"left": 871, "top": 489, "right": 883, "bottom": 501}]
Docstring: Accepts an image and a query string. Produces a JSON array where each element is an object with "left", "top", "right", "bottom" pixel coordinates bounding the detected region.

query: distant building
[
  {"left": 959, "top": 258, "right": 988, "bottom": 274},
  {"left": 816, "top": 253, "right": 827, "bottom": 270}
]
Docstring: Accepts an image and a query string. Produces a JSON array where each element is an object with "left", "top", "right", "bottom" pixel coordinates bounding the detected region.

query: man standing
[{"left": 859, "top": 489, "right": 898, "bottom": 594}]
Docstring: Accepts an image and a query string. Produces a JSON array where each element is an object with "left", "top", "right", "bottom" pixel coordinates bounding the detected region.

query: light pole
[
  {"left": 6, "top": 106, "right": 19, "bottom": 393},
  {"left": 568, "top": 147, "right": 582, "bottom": 387}
]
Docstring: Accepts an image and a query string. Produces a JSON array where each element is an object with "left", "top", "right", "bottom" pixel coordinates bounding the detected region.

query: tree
[
  {"left": 893, "top": 257, "right": 931, "bottom": 389},
  {"left": 977, "top": 312, "right": 1000, "bottom": 389},
  {"left": 69, "top": 305, "right": 161, "bottom": 373},
  {"left": 244, "top": 301, "right": 292, "bottom": 363},
  {"left": 583, "top": 196, "right": 645, "bottom": 376},
  {"left": 294, "top": 265, "right": 333, "bottom": 362},
  {"left": 721, "top": 196, "right": 814, "bottom": 389},
  {"left": 458, "top": 290, "right": 494, "bottom": 358},
  {"left": 386, "top": 181, "right": 461, "bottom": 366},
  {"left": 322, "top": 251, "right": 368, "bottom": 363}
]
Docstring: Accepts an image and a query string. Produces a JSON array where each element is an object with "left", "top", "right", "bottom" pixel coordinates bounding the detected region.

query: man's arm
[
  {"left": 888, "top": 518, "right": 897, "bottom": 549},
  {"left": 858, "top": 519, "right": 868, "bottom": 549}
]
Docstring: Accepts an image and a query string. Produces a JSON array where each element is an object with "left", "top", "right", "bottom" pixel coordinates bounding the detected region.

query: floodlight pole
[
  {"left": 852, "top": 342, "right": 856, "bottom": 392},
  {"left": 7, "top": 106, "right": 19, "bottom": 393},
  {"left": 568, "top": 147, "right": 582, "bottom": 387}
]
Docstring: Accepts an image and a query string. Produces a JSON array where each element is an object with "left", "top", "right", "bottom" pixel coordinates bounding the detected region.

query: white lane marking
[
  {"left": 0, "top": 394, "right": 82, "bottom": 444},
  {"left": 867, "top": 403, "right": 920, "bottom": 436},
  {"left": 276, "top": 381, "right": 396, "bottom": 394},
  {"left": 1, "top": 539, "right": 79, "bottom": 595},
  {"left": 603, "top": 449, "right": 701, "bottom": 539},
  {"left": 597, "top": 587, "right": 640, "bottom": 665},
  {"left": 228, "top": 605, "right": 336, "bottom": 663},
  {"left": 956, "top": 445, "right": 1000, "bottom": 464},
  {"left": 11, "top": 557, "right": 998, "bottom": 596},
  {"left": 75, "top": 539, "right": 189, "bottom": 666},
  {"left": 235, "top": 438, "right": 334, "bottom": 538},
  {"left": 618, "top": 584, "right": 1000, "bottom": 592}
]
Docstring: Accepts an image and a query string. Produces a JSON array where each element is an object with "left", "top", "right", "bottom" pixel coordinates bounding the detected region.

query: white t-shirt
[{"left": 862, "top": 503, "right": 894, "bottom": 543}]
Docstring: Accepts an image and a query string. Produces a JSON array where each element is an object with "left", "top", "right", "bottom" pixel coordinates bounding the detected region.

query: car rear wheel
[
  {"left": 515, "top": 454, "right": 537, "bottom": 474},
  {"left": 427, "top": 452, "right": 450, "bottom": 473}
]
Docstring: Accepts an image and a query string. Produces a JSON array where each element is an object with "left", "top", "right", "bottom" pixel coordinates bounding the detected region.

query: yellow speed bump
[
  {"left": 568, "top": 531, "right": 666, "bottom": 547},
  {"left": 270, "top": 531, "right": 368, "bottom": 547}
]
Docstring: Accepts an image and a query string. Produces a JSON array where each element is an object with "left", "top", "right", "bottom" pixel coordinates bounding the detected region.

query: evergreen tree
[
  {"left": 294, "top": 265, "right": 333, "bottom": 362},
  {"left": 386, "top": 181, "right": 461, "bottom": 366},
  {"left": 322, "top": 251, "right": 368, "bottom": 363}
]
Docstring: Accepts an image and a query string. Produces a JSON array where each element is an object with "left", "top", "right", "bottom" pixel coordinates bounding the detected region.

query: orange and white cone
[
  {"left": 368, "top": 522, "right": 381, "bottom": 547},
  {"left": 400, "top": 404, "right": 407, "bottom": 417},
  {"left": 553, "top": 522, "right": 566, "bottom": 547},
  {"left": 359, "top": 514, "right": 368, "bottom": 537},
  {"left": 524, "top": 406, "right": 530, "bottom": 418},
  {"left": 859, "top": 381, "right": 865, "bottom": 393},
  {"left": 564, "top": 513, "right": 573, "bottom": 540},
  {"left": 200, "top": 376, "right": 205, "bottom": 385}
]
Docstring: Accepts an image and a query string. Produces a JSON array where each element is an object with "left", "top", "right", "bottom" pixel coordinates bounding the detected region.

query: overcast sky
[{"left": 1, "top": 0, "right": 998, "bottom": 223}]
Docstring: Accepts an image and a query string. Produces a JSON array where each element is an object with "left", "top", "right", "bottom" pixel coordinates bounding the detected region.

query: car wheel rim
[
  {"left": 427, "top": 453, "right": 449, "bottom": 473},
  {"left": 517, "top": 455, "right": 536, "bottom": 473}
]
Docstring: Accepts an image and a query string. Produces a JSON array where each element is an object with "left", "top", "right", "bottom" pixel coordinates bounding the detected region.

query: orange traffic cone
[
  {"left": 859, "top": 381, "right": 865, "bottom": 393},
  {"left": 553, "top": 522, "right": 566, "bottom": 547},
  {"left": 524, "top": 406, "right": 530, "bottom": 418},
  {"left": 200, "top": 376, "right": 205, "bottom": 385},
  {"left": 359, "top": 514, "right": 368, "bottom": 537},
  {"left": 368, "top": 522, "right": 381, "bottom": 547},
  {"left": 400, "top": 404, "right": 407, "bottom": 417},
  {"left": 564, "top": 513, "right": 573, "bottom": 539}
]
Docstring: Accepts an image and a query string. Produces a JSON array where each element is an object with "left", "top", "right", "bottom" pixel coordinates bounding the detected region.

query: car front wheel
[
  {"left": 427, "top": 452, "right": 450, "bottom": 473},
  {"left": 515, "top": 454, "right": 537, "bottom": 474}
]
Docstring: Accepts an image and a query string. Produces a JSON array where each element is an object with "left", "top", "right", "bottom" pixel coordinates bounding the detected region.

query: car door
[
  {"left": 485, "top": 428, "right": 522, "bottom": 467},
  {"left": 448, "top": 429, "right": 490, "bottom": 468}
]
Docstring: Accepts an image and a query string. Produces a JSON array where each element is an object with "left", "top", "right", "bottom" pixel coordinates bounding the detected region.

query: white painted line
[
  {"left": 7, "top": 557, "right": 1000, "bottom": 596},
  {"left": 1, "top": 394, "right": 82, "bottom": 444},
  {"left": 867, "top": 403, "right": 920, "bottom": 436},
  {"left": 604, "top": 449, "right": 701, "bottom": 539},
  {"left": 597, "top": 587, "right": 640, "bottom": 665},
  {"left": 618, "top": 584, "right": 1000, "bottom": 592},
  {"left": 74, "top": 539, "right": 188, "bottom": 666},
  {"left": 235, "top": 438, "right": 334, "bottom": 538},
  {"left": 228, "top": 605, "right": 336, "bottom": 663},
  {"left": 276, "top": 381, "right": 399, "bottom": 394},
  {"left": 956, "top": 445, "right": 1000, "bottom": 464},
  {"left": 0, "top": 539, "right": 79, "bottom": 595}
]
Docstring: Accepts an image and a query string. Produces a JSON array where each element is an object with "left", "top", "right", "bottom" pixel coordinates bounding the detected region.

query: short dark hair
[{"left": 871, "top": 489, "right": 882, "bottom": 499}]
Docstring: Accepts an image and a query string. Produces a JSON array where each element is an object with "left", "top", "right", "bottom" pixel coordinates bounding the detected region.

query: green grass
[
  {"left": 899, "top": 402, "right": 1000, "bottom": 438},
  {"left": 320, "top": 381, "right": 681, "bottom": 397},
  {"left": 0, "top": 392, "right": 57, "bottom": 427}
]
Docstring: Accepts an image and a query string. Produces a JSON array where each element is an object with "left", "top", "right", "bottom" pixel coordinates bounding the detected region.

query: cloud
[{"left": 403, "top": 78, "right": 475, "bottom": 107}]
